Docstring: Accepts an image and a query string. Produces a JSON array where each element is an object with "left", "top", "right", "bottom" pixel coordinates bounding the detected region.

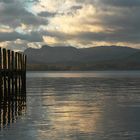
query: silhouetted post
[
  {"left": 11, "top": 51, "right": 14, "bottom": 100},
  {"left": 15, "top": 52, "right": 18, "bottom": 99},
  {"left": 10, "top": 51, "right": 15, "bottom": 123},
  {"left": 8, "top": 50, "right": 11, "bottom": 100},
  {"left": 0, "top": 48, "right": 26, "bottom": 129},
  {"left": 14, "top": 52, "right": 18, "bottom": 116},
  {"left": 18, "top": 53, "right": 21, "bottom": 98},
  {"left": 0, "top": 48, "right": 2, "bottom": 100},
  {"left": 23, "top": 55, "right": 26, "bottom": 100},
  {"left": 7, "top": 50, "right": 11, "bottom": 124},
  {"left": 0, "top": 49, "right": 2, "bottom": 127},
  {"left": 3, "top": 49, "right": 7, "bottom": 100}
]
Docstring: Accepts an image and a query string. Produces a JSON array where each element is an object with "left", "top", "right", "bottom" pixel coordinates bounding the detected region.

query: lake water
[{"left": 0, "top": 71, "right": 140, "bottom": 140}]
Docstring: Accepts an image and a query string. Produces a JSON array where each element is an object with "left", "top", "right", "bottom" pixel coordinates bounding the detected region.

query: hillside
[
  {"left": 24, "top": 45, "right": 140, "bottom": 70},
  {"left": 125, "top": 52, "right": 140, "bottom": 62}
]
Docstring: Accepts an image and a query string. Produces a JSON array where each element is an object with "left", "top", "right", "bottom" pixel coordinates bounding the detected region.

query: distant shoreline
[
  {"left": 26, "top": 64, "right": 140, "bottom": 71},
  {"left": 27, "top": 69, "right": 140, "bottom": 71}
]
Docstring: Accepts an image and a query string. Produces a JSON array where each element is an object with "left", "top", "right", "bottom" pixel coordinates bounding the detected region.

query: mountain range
[{"left": 24, "top": 45, "right": 140, "bottom": 70}]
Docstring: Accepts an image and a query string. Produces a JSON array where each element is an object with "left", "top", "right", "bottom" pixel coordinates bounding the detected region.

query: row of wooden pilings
[{"left": 0, "top": 48, "right": 26, "bottom": 129}]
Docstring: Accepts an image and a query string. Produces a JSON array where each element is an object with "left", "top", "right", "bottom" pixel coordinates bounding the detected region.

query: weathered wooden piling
[{"left": 0, "top": 48, "right": 26, "bottom": 129}]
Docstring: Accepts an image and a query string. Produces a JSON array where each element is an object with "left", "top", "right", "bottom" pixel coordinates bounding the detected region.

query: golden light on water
[{"left": 35, "top": 89, "right": 102, "bottom": 139}]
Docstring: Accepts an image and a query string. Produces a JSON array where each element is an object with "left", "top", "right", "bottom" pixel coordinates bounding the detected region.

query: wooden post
[
  {"left": 15, "top": 52, "right": 18, "bottom": 116},
  {"left": 18, "top": 53, "right": 21, "bottom": 97},
  {"left": 3, "top": 49, "right": 7, "bottom": 70},
  {"left": 0, "top": 48, "right": 26, "bottom": 129},
  {"left": 7, "top": 50, "right": 11, "bottom": 100},
  {"left": 3, "top": 49, "right": 7, "bottom": 100},
  {"left": 0, "top": 48, "right": 2, "bottom": 69},
  {"left": 0, "top": 48, "right": 2, "bottom": 101},
  {"left": 11, "top": 51, "right": 14, "bottom": 100}
]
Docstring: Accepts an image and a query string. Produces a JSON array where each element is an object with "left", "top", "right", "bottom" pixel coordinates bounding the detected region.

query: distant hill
[
  {"left": 24, "top": 45, "right": 138, "bottom": 63},
  {"left": 24, "top": 45, "right": 140, "bottom": 70},
  {"left": 124, "top": 51, "right": 140, "bottom": 62},
  {"left": 25, "top": 45, "right": 81, "bottom": 64}
]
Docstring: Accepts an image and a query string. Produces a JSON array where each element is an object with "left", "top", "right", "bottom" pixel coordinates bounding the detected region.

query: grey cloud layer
[
  {"left": 98, "top": 0, "right": 140, "bottom": 7},
  {"left": 38, "top": 11, "right": 56, "bottom": 17},
  {"left": 77, "top": 0, "right": 140, "bottom": 7},
  {"left": 0, "top": 31, "right": 43, "bottom": 42},
  {"left": 0, "top": 0, "right": 140, "bottom": 50},
  {"left": 0, "top": 0, "right": 47, "bottom": 27}
]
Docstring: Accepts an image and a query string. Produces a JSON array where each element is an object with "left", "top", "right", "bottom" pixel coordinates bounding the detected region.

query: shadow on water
[{"left": 0, "top": 74, "right": 26, "bottom": 129}]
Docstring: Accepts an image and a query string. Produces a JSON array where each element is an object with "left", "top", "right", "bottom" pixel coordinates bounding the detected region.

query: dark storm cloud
[
  {"left": 70, "top": 5, "right": 83, "bottom": 11},
  {"left": 38, "top": 5, "right": 83, "bottom": 18},
  {"left": 67, "top": 5, "right": 83, "bottom": 15},
  {"left": 95, "top": 7, "right": 140, "bottom": 29},
  {"left": 38, "top": 11, "right": 56, "bottom": 17},
  {"left": 74, "top": 31, "right": 140, "bottom": 44},
  {"left": 0, "top": 31, "right": 43, "bottom": 42},
  {"left": 0, "top": 0, "right": 47, "bottom": 27},
  {"left": 0, "top": 0, "right": 16, "bottom": 3},
  {"left": 76, "top": 0, "right": 140, "bottom": 7},
  {"left": 99, "top": 0, "right": 140, "bottom": 7},
  {"left": 0, "top": 0, "right": 39, "bottom": 4}
]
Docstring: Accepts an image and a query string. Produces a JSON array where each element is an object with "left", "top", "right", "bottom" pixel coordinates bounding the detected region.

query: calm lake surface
[{"left": 1, "top": 71, "right": 140, "bottom": 140}]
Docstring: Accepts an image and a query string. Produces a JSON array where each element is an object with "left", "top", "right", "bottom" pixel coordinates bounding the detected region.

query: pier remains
[{"left": 0, "top": 48, "right": 26, "bottom": 128}]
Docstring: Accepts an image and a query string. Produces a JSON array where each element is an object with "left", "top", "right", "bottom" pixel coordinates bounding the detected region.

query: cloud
[
  {"left": 42, "top": 0, "right": 140, "bottom": 48},
  {"left": 0, "top": 0, "right": 140, "bottom": 50},
  {"left": 0, "top": 31, "right": 43, "bottom": 42},
  {"left": 38, "top": 11, "right": 56, "bottom": 17},
  {"left": 76, "top": 0, "right": 140, "bottom": 7},
  {"left": 71, "top": 5, "right": 83, "bottom": 10},
  {"left": 0, "top": 1, "right": 47, "bottom": 27},
  {"left": 98, "top": 0, "right": 140, "bottom": 7},
  {"left": 0, "top": 0, "right": 47, "bottom": 50}
]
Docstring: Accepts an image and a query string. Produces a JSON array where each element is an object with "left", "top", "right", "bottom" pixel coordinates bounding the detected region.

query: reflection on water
[
  {"left": 1, "top": 71, "right": 140, "bottom": 140},
  {"left": 27, "top": 70, "right": 140, "bottom": 78},
  {"left": 0, "top": 75, "right": 26, "bottom": 130},
  {"left": 0, "top": 96, "right": 26, "bottom": 129}
]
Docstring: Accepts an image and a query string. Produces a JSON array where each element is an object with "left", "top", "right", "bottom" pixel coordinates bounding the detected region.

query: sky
[{"left": 0, "top": 0, "right": 140, "bottom": 51}]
